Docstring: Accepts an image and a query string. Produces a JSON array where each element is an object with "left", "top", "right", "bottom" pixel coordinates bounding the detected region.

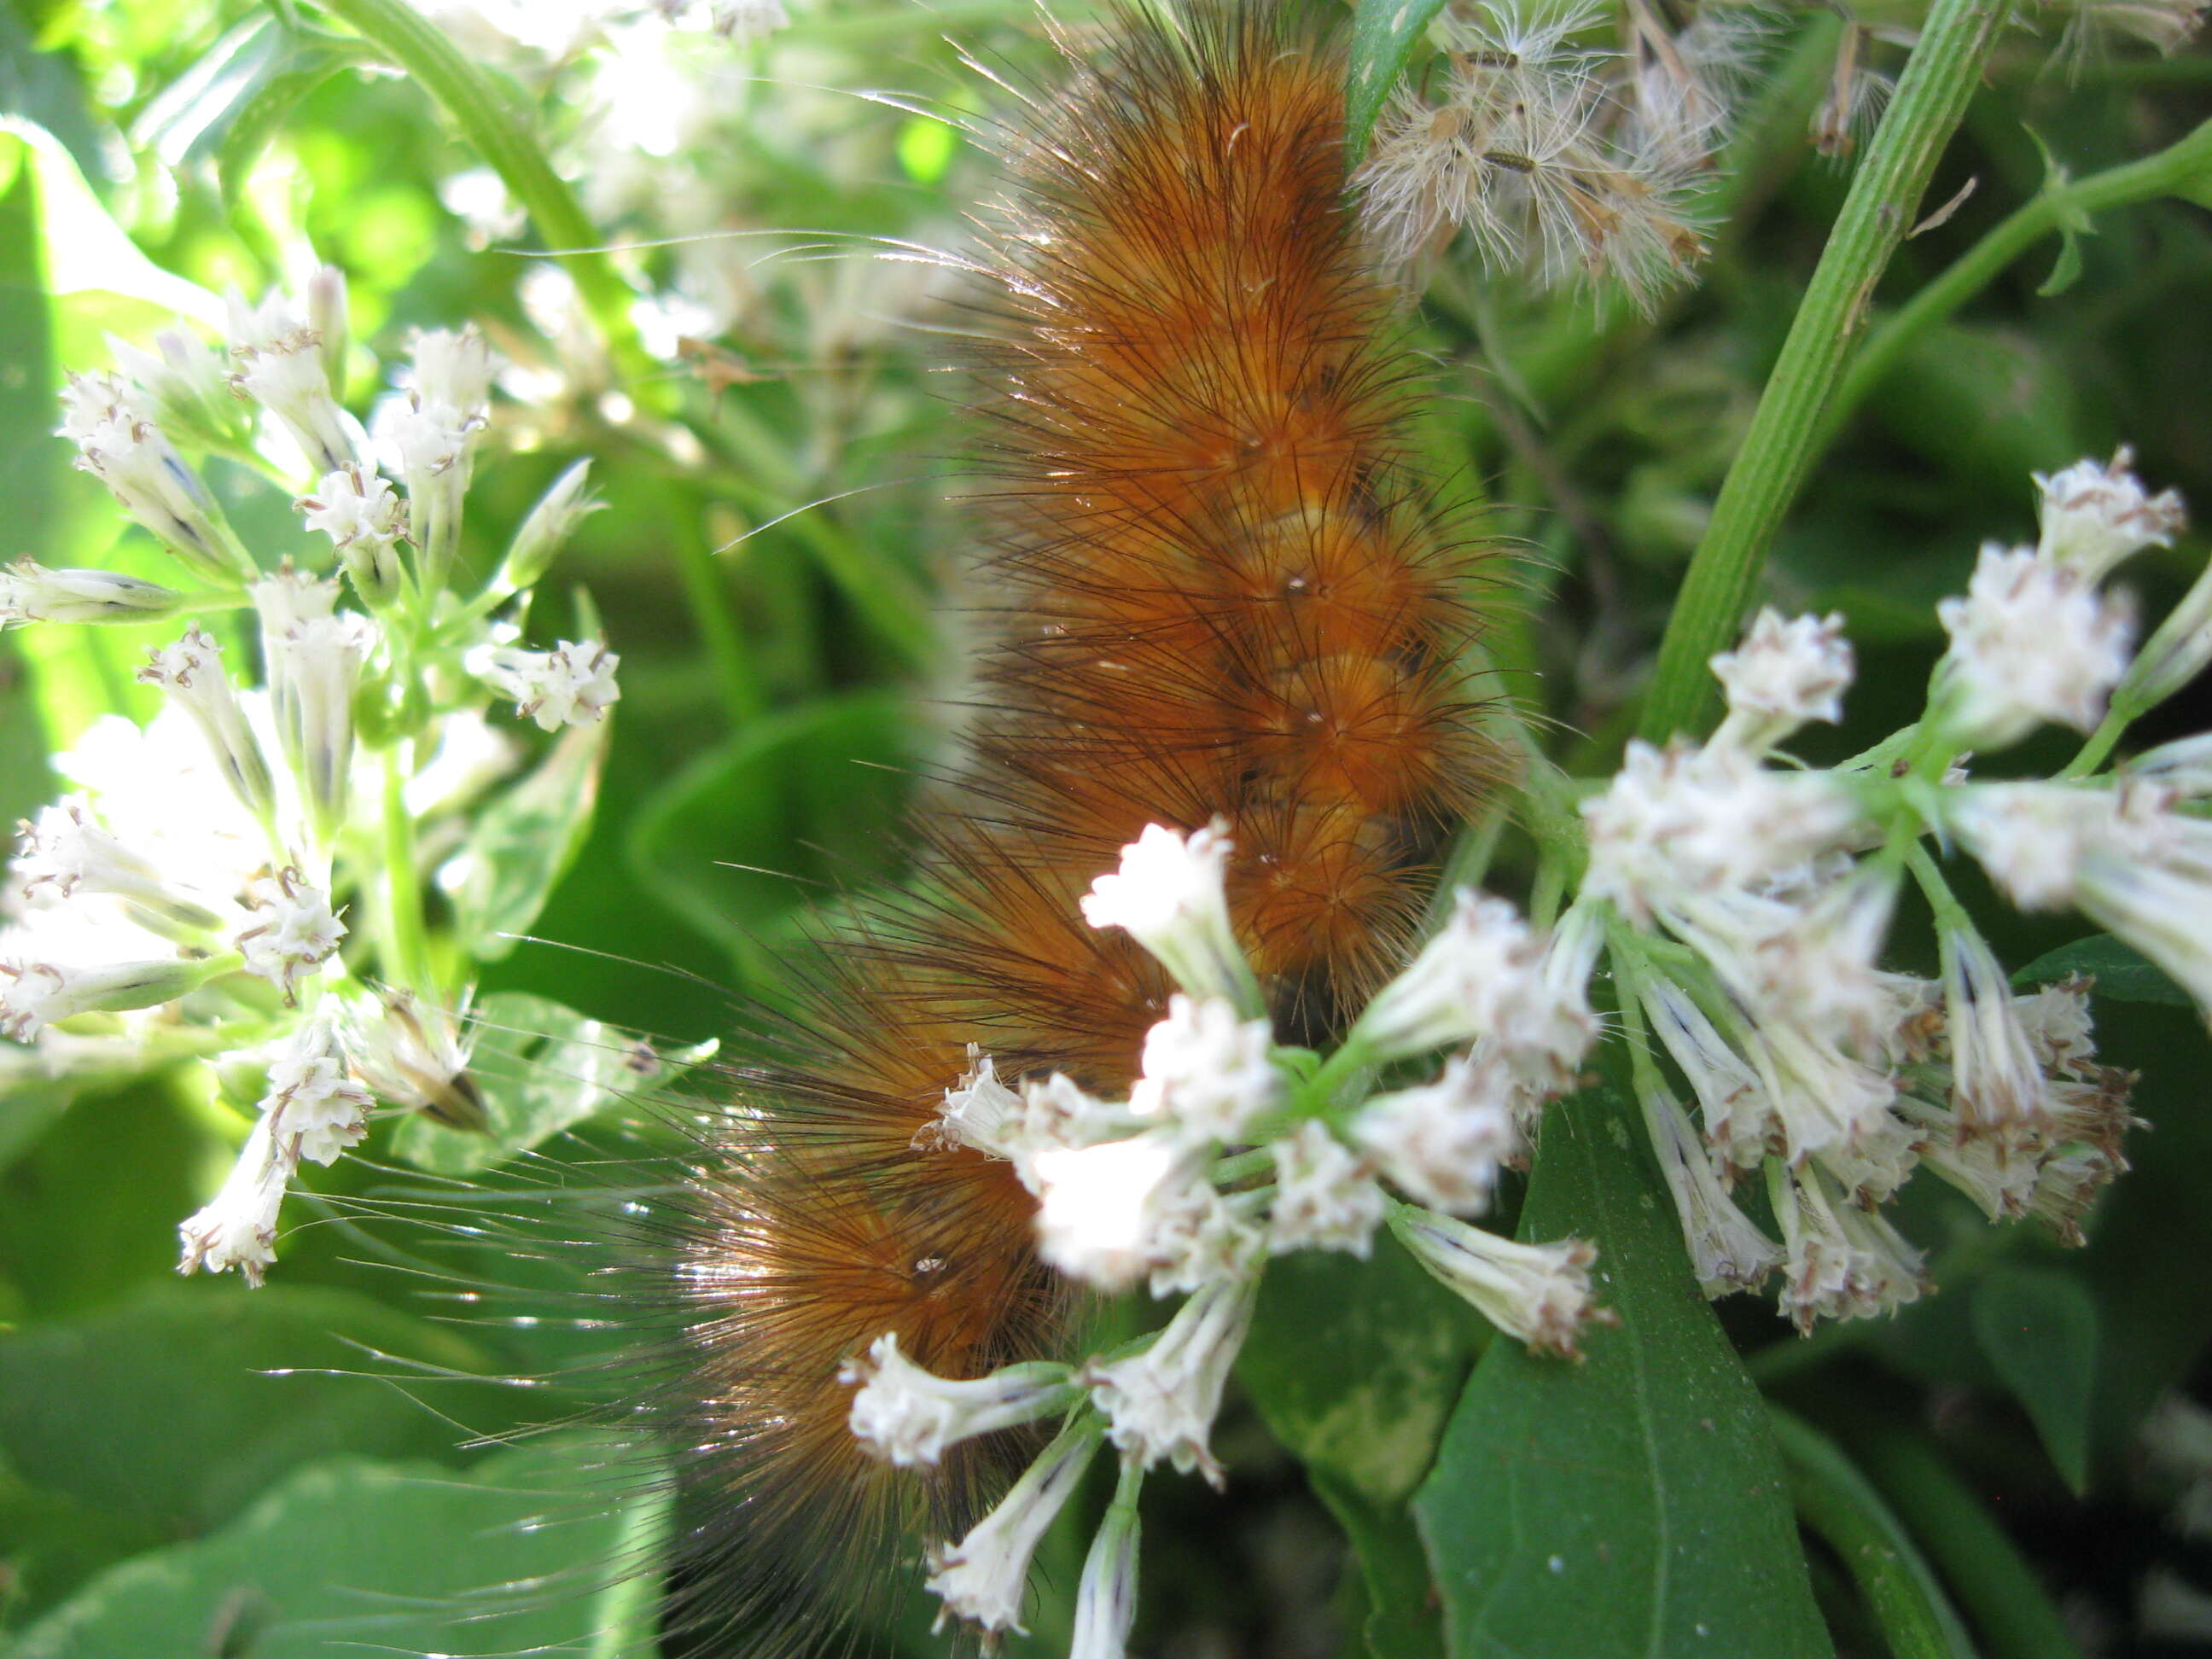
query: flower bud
[
  {"left": 493, "top": 461, "right": 600, "bottom": 597},
  {"left": 57, "top": 372, "right": 257, "bottom": 585},
  {"left": 0, "top": 562, "right": 183, "bottom": 627},
  {"left": 137, "top": 626, "right": 278, "bottom": 827}
]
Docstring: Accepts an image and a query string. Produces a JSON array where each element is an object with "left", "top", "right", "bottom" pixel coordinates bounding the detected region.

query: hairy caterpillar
[{"left": 632, "top": 2, "right": 1495, "bottom": 1647}]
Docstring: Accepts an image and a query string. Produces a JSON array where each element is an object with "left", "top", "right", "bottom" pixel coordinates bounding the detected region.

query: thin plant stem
[
  {"left": 1846, "top": 1423, "right": 2086, "bottom": 1659},
  {"left": 1816, "top": 118, "right": 2212, "bottom": 460},
  {"left": 307, "top": 0, "right": 652, "bottom": 390},
  {"left": 664, "top": 487, "right": 765, "bottom": 726},
  {"left": 1768, "top": 1407, "right": 1978, "bottom": 1659},
  {"left": 1639, "top": 0, "right": 2016, "bottom": 745},
  {"left": 380, "top": 740, "right": 434, "bottom": 996}
]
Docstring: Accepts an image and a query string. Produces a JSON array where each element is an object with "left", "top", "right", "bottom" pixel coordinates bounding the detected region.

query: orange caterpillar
[{"left": 661, "top": 1, "right": 1493, "bottom": 1644}]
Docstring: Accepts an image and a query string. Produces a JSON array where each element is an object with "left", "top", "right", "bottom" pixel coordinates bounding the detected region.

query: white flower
[
  {"left": 2015, "top": 975, "right": 2097, "bottom": 1078},
  {"left": 400, "top": 325, "right": 496, "bottom": 422},
  {"left": 1753, "top": 1014, "right": 1906, "bottom": 1186},
  {"left": 474, "top": 639, "right": 622, "bottom": 731},
  {"left": 177, "top": 1113, "right": 289, "bottom": 1287},
  {"left": 0, "top": 956, "right": 218, "bottom": 1042},
  {"left": 1019, "top": 1071, "right": 1138, "bottom": 1155},
  {"left": 1032, "top": 1132, "right": 1195, "bottom": 1290},
  {"left": 0, "top": 562, "right": 181, "bottom": 628},
  {"left": 1582, "top": 740, "right": 1866, "bottom": 925},
  {"left": 107, "top": 327, "right": 246, "bottom": 448},
  {"left": 925, "top": 1421, "right": 1102, "bottom": 1638},
  {"left": 225, "top": 285, "right": 361, "bottom": 474},
  {"left": 1347, "top": 889, "right": 1548, "bottom": 1064},
  {"left": 1071, "top": 1475, "right": 1141, "bottom": 1659},
  {"left": 1144, "top": 1181, "right": 1262, "bottom": 1296},
  {"left": 1952, "top": 780, "right": 2212, "bottom": 1014},
  {"left": 2128, "top": 731, "right": 2212, "bottom": 798},
  {"left": 1709, "top": 608, "right": 1854, "bottom": 756},
  {"left": 913, "top": 1046, "right": 1027, "bottom": 1157},
  {"left": 259, "top": 1009, "right": 374, "bottom": 1165},
  {"left": 1080, "top": 820, "right": 1253, "bottom": 1005},
  {"left": 1084, "top": 1274, "right": 1259, "bottom": 1487},
  {"left": 2034, "top": 449, "right": 2185, "bottom": 582},
  {"left": 1941, "top": 927, "right": 2051, "bottom": 1144},
  {"left": 12, "top": 794, "right": 223, "bottom": 937},
  {"left": 1353, "top": 1050, "right": 1522, "bottom": 1214},
  {"left": 344, "top": 989, "right": 485, "bottom": 1129},
  {"left": 236, "top": 867, "right": 346, "bottom": 1004},
  {"left": 56, "top": 371, "right": 253, "bottom": 584},
  {"left": 838, "top": 1333, "right": 1079, "bottom": 1468},
  {"left": 376, "top": 333, "right": 491, "bottom": 588},
  {"left": 1932, "top": 543, "right": 2133, "bottom": 748},
  {"left": 137, "top": 627, "right": 278, "bottom": 825},
  {"left": 252, "top": 574, "right": 369, "bottom": 844},
  {"left": 1773, "top": 1169, "right": 1927, "bottom": 1333},
  {"left": 1947, "top": 783, "right": 2104, "bottom": 910},
  {"left": 1128, "top": 995, "right": 1278, "bottom": 1141},
  {"left": 1389, "top": 1204, "right": 1604, "bottom": 1359},
  {"left": 1639, "top": 978, "right": 1775, "bottom": 1171},
  {"left": 1266, "top": 1121, "right": 1385, "bottom": 1256},
  {"left": 1642, "top": 1084, "right": 1781, "bottom": 1296},
  {"left": 297, "top": 465, "right": 407, "bottom": 609}
]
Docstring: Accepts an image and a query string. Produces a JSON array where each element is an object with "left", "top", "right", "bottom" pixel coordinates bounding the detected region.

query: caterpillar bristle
[{"left": 623, "top": 2, "right": 1506, "bottom": 1650}]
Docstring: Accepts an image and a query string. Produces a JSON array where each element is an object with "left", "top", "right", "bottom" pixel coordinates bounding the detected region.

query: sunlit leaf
[
  {"left": 1345, "top": 0, "right": 1449, "bottom": 161},
  {"left": 442, "top": 718, "right": 609, "bottom": 962},
  {"left": 11, "top": 1434, "right": 670, "bottom": 1659},
  {"left": 0, "top": 119, "right": 224, "bottom": 327},
  {"left": 0, "top": 1282, "right": 516, "bottom": 1610},
  {"left": 387, "top": 989, "right": 714, "bottom": 1176}
]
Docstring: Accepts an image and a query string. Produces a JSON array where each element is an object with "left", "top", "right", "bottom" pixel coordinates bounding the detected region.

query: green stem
[
  {"left": 2059, "top": 704, "right": 2131, "bottom": 779},
  {"left": 380, "top": 742, "right": 434, "bottom": 995},
  {"left": 1846, "top": 1425, "right": 2085, "bottom": 1659},
  {"left": 306, "top": 0, "right": 649, "bottom": 388},
  {"left": 1638, "top": 0, "right": 2015, "bottom": 744},
  {"left": 1817, "top": 118, "right": 2212, "bottom": 460},
  {"left": 665, "top": 487, "right": 765, "bottom": 725},
  {"left": 1768, "top": 1408, "right": 1978, "bottom": 1659}
]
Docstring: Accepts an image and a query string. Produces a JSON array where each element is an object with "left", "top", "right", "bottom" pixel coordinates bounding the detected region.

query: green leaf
[
  {"left": 0, "top": 1282, "right": 518, "bottom": 1610},
  {"left": 11, "top": 1434, "right": 670, "bottom": 1659},
  {"left": 1344, "top": 0, "right": 1449, "bottom": 162},
  {"left": 1412, "top": 1080, "right": 1832, "bottom": 1659},
  {"left": 0, "top": 118, "right": 224, "bottom": 328},
  {"left": 131, "top": 15, "right": 366, "bottom": 197},
  {"left": 2011, "top": 934, "right": 2190, "bottom": 1006},
  {"left": 1970, "top": 1268, "right": 2098, "bottom": 1495},
  {"left": 442, "top": 718, "right": 609, "bottom": 962},
  {"left": 1240, "top": 1235, "right": 1491, "bottom": 1658},
  {"left": 626, "top": 691, "right": 919, "bottom": 971},
  {"left": 387, "top": 989, "right": 713, "bottom": 1176}
]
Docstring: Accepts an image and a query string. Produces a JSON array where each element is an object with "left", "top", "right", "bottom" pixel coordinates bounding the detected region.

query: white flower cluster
[
  {"left": 1355, "top": 0, "right": 1764, "bottom": 310},
  {"left": 6, "top": 268, "right": 616, "bottom": 1287},
  {"left": 869, "top": 819, "right": 1611, "bottom": 1646},
  {"left": 1593, "top": 451, "right": 2197, "bottom": 1331}
]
